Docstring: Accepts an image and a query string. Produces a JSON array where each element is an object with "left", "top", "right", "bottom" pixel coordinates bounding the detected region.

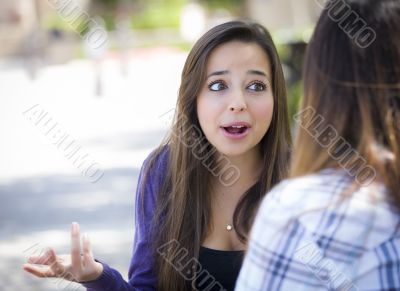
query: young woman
[
  {"left": 236, "top": 0, "right": 400, "bottom": 290},
  {"left": 23, "top": 20, "right": 291, "bottom": 290}
]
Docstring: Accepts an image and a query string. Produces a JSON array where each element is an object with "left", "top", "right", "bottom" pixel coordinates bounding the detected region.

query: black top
[{"left": 187, "top": 246, "right": 245, "bottom": 291}]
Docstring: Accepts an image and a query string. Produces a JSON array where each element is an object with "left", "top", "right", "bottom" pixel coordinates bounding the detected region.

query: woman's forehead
[{"left": 205, "top": 41, "right": 272, "bottom": 78}]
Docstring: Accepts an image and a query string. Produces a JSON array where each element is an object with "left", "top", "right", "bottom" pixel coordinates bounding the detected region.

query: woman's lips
[
  {"left": 220, "top": 121, "right": 251, "bottom": 128},
  {"left": 220, "top": 126, "right": 250, "bottom": 140}
]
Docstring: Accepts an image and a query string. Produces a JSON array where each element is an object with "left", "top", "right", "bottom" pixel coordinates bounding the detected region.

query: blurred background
[{"left": 0, "top": 0, "right": 321, "bottom": 290}]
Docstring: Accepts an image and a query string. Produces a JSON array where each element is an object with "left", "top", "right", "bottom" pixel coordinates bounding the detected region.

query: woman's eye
[
  {"left": 248, "top": 82, "right": 266, "bottom": 92},
  {"left": 208, "top": 81, "right": 227, "bottom": 91}
]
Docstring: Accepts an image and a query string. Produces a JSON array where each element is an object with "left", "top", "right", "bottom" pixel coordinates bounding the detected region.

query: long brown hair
[
  {"left": 291, "top": 0, "right": 400, "bottom": 206},
  {"left": 142, "top": 20, "right": 291, "bottom": 290}
]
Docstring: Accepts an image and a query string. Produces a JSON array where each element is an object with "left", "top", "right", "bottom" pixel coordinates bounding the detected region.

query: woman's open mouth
[{"left": 220, "top": 124, "right": 251, "bottom": 140}]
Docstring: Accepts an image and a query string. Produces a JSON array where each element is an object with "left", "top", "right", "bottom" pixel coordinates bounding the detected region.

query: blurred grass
[
  {"left": 131, "top": 2, "right": 183, "bottom": 29},
  {"left": 201, "top": 0, "right": 245, "bottom": 15}
]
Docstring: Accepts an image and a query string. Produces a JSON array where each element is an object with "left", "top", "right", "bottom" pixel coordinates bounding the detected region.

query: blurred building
[
  {"left": 247, "top": 0, "right": 320, "bottom": 29},
  {"left": 0, "top": 0, "right": 91, "bottom": 59},
  {"left": 247, "top": 0, "right": 320, "bottom": 40},
  {"left": 0, "top": 1, "right": 38, "bottom": 57}
]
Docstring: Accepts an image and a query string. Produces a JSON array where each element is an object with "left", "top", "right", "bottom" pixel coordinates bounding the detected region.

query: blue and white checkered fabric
[{"left": 235, "top": 169, "right": 400, "bottom": 291}]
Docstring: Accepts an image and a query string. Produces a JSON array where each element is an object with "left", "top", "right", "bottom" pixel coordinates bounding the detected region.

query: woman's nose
[
  {"left": 230, "top": 105, "right": 246, "bottom": 112},
  {"left": 229, "top": 91, "right": 247, "bottom": 112}
]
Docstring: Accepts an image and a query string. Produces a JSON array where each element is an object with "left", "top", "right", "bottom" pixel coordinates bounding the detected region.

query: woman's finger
[
  {"left": 27, "top": 252, "right": 52, "bottom": 265},
  {"left": 70, "top": 222, "right": 82, "bottom": 271},
  {"left": 81, "top": 234, "right": 94, "bottom": 265},
  {"left": 27, "top": 247, "right": 57, "bottom": 265},
  {"left": 23, "top": 263, "right": 56, "bottom": 278},
  {"left": 47, "top": 248, "right": 66, "bottom": 276}
]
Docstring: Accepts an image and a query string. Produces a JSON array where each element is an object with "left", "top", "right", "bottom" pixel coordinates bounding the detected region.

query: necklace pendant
[{"left": 226, "top": 224, "right": 233, "bottom": 231}]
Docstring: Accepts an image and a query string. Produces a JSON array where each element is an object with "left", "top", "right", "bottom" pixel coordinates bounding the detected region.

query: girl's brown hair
[
  {"left": 291, "top": 0, "right": 400, "bottom": 206},
  {"left": 142, "top": 20, "right": 291, "bottom": 290}
]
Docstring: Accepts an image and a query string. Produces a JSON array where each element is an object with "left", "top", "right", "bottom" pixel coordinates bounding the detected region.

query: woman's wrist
[
  {"left": 93, "top": 261, "right": 104, "bottom": 280},
  {"left": 80, "top": 261, "right": 104, "bottom": 282}
]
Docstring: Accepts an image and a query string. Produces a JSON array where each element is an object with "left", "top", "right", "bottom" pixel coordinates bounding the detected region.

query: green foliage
[
  {"left": 92, "top": 0, "right": 119, "bottom": 9},
  {"left": 131, "top": 0, "right": 184, "bottom": 29},
  {"left": 43, "top": 14, "right": 73, "bottom": 31},
  {"left": 287, "top": 80, "right": 303, "bottom": 124},
  {"left": 200, "top": 0, "right": 244, "bottom": 10},
  {"left": 276, "top": 43, "right": 303, "bottom": 124},
  {"left": 102, "top": 14, "right": 116, "bottom": 30}
]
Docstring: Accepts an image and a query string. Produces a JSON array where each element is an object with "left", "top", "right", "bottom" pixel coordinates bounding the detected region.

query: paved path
[{"left": 0, "top": 47, "right": 186, "bottom": 290}]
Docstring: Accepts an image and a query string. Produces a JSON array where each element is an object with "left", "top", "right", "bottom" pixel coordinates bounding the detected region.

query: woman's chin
[{"left": 214, "top": 145, "right": 251, "bottom": 158}]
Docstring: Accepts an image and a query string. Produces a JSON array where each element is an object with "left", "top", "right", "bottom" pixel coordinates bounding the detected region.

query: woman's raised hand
[{"left": 22, "top": 222, "right": 103, "bottom": 283}]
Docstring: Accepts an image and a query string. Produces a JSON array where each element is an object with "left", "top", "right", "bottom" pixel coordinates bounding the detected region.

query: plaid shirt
[{"left": 235, "top": 169, "right": 400, "bottom": 291}]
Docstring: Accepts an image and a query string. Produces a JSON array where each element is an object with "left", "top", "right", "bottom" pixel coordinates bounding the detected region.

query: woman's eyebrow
[
  {"left": 247, "top": 69, "right": 269, "bottom": 78},
  {"left": 206, "top": 70, "right": 229, "bottom": 78},
  {"left": 206, "top": 69, "right": 270, "bottom": 79},
  {"left": 248, "top": 70, "right": 272, "bottom": 84}
]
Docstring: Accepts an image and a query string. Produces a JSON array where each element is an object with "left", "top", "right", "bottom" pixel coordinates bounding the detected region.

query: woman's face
[{"left": 196, "top": 40, "right": 274, "bottom": 157}]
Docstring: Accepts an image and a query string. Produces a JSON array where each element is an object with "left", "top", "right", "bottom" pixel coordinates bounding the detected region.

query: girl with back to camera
[
  {"left": 23, "top": 20, "right": 292, "bottom": 291},
  {"left": 236, "top": 0, "right": 400, "bottom": 290}
]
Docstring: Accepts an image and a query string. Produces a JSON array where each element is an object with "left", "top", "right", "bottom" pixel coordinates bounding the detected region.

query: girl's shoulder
[
  {"left": 143, "top": 144, "right": 170, "bottom": 172},
  {"left": 260, "top": 168, "right": 400, "bottom": 249},
  {"left": 135, "top": 145, "right": 170, "bottom": 219},
  {"left": 139, "top": 144, "right": 170, "bottom": 196},
  {"left": 264, "top": 168, "right": 352, "bottom": 207},
  {"left": 266, "top": 168, "right": 394, "bottom": 209}
]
